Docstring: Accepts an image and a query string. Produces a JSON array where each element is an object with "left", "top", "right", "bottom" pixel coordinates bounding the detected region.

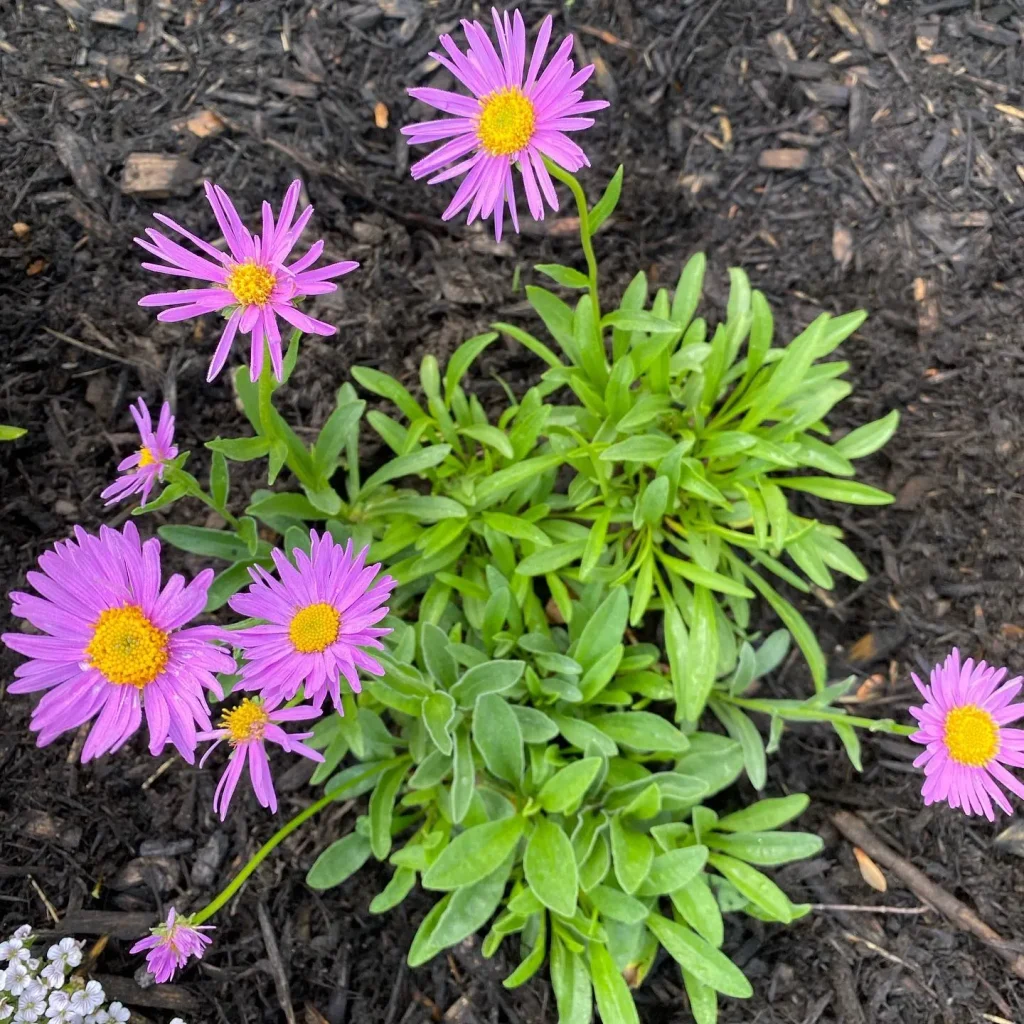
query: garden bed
[{"left": 4, "top": 0, "right": 1024, "bottom": 1022}]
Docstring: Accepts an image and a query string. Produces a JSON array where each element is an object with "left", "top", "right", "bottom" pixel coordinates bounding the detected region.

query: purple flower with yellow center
[
  {"left": 1, "top": 522, "right": 234, "bottom": 764},
  {"left": 198, "top": 697, "right": 323, "bottom": 819},
  {"left": 100, "top": 398, "right": 177, "bottom": 507},
  {"left": 402, "top": 8, "right": 608, "bottom": 240},
  {"left": 909, "top": 648, "right": 1024, "bottom": 820},
  {"left": 129, "top": 908, "right": 213, "bottom": 984},
  {"left": 135, "top": 179, "right": 358, "bottom": 383},
  {"left": 228, "top": 530, "right": 395, "bottom": 712}
]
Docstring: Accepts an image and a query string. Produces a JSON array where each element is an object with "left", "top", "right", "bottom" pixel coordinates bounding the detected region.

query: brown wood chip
[
  {"left": 964, "top": 17, "right": 1020, "bottom": 46},
  {"left": 758, "top": 148, "right": 810, "bottom": 170},
  {"left": 121, "top": 153, "right": 200, "bottom": 198},
  {"left": 802, "top": 82, "right": 850, "bottom": 107},
  {"left": 90, "top": 7, "right": 138, "bottom": 30}
]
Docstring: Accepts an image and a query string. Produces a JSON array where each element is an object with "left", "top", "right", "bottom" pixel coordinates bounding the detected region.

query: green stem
[
  {"left": 191, "top": 757, "right": 405, "bottom": 926},
  {"left": 543, "top": 159, "right": 600, "bottom": 321},
  {"left": 724, "top": 694, "right": 917, "bottom": 736},
  {"left": 191, "top": 487, "right": 240, "bottom": 529},
  {"left": 258, "top": 351, "right": 276, "bottom": 441}
]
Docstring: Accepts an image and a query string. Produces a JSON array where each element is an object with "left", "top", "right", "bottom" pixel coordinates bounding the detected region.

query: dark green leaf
[
  {"left": 369, "top": 867, "right": 417, "bottom": 914},
  {"left": 206, "top": 436, "right": 271, "bottom": 462},
  {"left": 158, "top": 525, "right": 252, "bottom": 562},
  {"left": 600, "top": 434, "right": 677, "bottom": 463},
  {"left": 352, "top": 366, "right": 425, "bottom": 421},
  {"left": 307, "top": 832, "right": 373, "bottom": 890}
]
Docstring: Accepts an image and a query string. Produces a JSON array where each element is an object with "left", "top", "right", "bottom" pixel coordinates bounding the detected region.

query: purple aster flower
[
  {"left": 129, "top": 908, "right": 213, "bottom": 984},
  {"left": 198, "top": 697, "right": 324, "bottom": 819},
  {"left": 401, "top": 8, "right": 609, "bottom": 240},
  {"left": 228, "top": 530, "right": 395, "bottom": 712},
  {"left": 1, "top": 522, "right": 235, "bottom": 764},
  {"left": 135, "top": 179, "right": 358, "bottom": 383},
  {"left": 100, "top": 398, "right": 178, "bottom": 507},
  {"left": 909, "top": 648, "right": 1024, "bottom": 820}
]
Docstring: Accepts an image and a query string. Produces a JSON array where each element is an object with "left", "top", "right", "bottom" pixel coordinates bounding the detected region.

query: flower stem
[
  {"left": 543, "top": 158, "right": 600, "bottom": 322},
  {"left": 190, "top": 757, "right": 406, "bottom": 926},
  {"left": 723, "top": 694, "right": 918, "bottom": 737}
]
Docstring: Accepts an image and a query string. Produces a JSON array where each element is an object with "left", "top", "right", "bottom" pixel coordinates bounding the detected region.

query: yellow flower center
[
  {"left": 477, "top": 88, "right": 536, "bottom": 157},
  {"left": 86, "top": 605, "right": 169, "bottom": 688},
  {"left": 944, "top": 704, "right": 999, "bottom": 767},
  {"left": 227, "top": 261, "right": 276, "bottom": 306},
  {"left": 221, "top": 698, "right": 270, "bottom": 744},
  {"left": 137, "top": 446, "right": 157, "bottom": 468},
  {"left": 289, "top": 602, "right": 341, "bottom": 653}
]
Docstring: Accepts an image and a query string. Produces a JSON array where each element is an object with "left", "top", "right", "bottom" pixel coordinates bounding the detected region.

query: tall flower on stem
[
  {"left": 229, "top": 530, "right": 395, "bottom": 712},
  {"left": 198, "top": 697, "right": 323, "bottom": 819},
  {"left": 135, "top": 179, "right": 358, "bottom": 382},
  {"left": 100, "top": 397, "right": 177, "bottom": 507},
  {"left": 129, "top": 908, "right": 213, "bottom": 984},
  {"left": 909, "top": 648, "right": 1024, "bottom": 820},
  {"left": 402, "top": 8, "right": 608, "bottom": 239},
  {"left": 1, "top": 522, "right": 234, "bottom": 763}
]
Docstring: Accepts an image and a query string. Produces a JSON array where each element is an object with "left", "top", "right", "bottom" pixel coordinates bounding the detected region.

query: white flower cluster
[{"left": 0, "top": 927, "right": 188, "bottom": 1024}]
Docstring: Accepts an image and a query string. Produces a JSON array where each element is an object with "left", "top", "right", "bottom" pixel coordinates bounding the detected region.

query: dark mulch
[{"left": 4, "top": 0, "right": 1024, "bottom": 1021}]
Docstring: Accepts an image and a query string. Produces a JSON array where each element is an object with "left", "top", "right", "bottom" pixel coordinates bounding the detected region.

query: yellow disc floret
[
  {"left": 227, "top": 261, "right": 276, "bottom": 307},
  {"left": 137, "top": 446, "right": 157, "bottom": 468},
  {"left": 289, "top": 602, "right": 341, "bottom": 653},
  {"left": 221, "top": 698, "right": 270, "bottom": 744},
  {"left": 86, "top": 605, "right": 169, "bottom": 688},
  {"left": 944, "top": 704, "right": 999, "bottom": 767},
  {"left": 477, "top": 88, "right": 536, "bottom": 157}
]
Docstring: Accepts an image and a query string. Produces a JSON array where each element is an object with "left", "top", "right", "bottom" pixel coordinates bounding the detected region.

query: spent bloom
[
  {"left": 100, "top": 398, "right": 177, "bottom": 507},
  {"left": 198, "top": 697, "right": 324, "bottom": 819},
  {"left": 129, "top": 908, "right": 213, "bottom": 984},
  {"left": 910, "top": 648, "right": 1024, "bottom": 820},
  {"left": 402, "top": 8, "right": 608, "bottom": 239},
  {"left": 1, "top": 522, "right": 235, "bottom": 764},
  {"left": 229, "top": 531, "right": 395, "bottom": 712},
  {"left": 135, "top": 179, "right": 358, "bottom": 383}
]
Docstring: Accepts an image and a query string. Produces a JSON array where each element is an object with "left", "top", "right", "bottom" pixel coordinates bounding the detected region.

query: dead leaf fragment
[
  {"left": 853, "top": 846, "right": 888, "bottom": 892},
  {"left": 374, "top": 101, "right": 389, "bottom": 129},
  {"left": 184, "top": 109, "right": 224, "bottom": 138},
  {"left": 12, "top": 221, "right": 30, "bottom": 239},
  {"left": 26, "top": 258, "right": 47, "bottom": 276},
  {"left": 832, "top": 223, "right": 854, "bottom": 267}
]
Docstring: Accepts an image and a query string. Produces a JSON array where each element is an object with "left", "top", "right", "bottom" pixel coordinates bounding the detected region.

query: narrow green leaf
[
  {"left": 450, "top": 660, "right": 524, "bottom": 707},
  {"left": 360, "top": 445, "right": 452, "bottom": 497},
  {"left": 481, "top": 511, "right": 551, "bottom": 547},
  {"left": 711, "top": 702, "right": 766, "bottom": 790},
  {"left": 550, "top": 935, "right": 594, "bottom": 1024},
  {"left": 775, "top": 477, "right": 894, "bottom": 505},
  {"left": 833, "top": 409, "right": 900, "bottom": 459},
  {"left": 609, "top": 816, "right": 653, "bottom": 895},
  {"left": 538, "top": 757, "right": 603, "bottom": 814},
  {"left": 589, "top": 165, "right": 624, "bottom": 233},
  {"left": 536, "top": 263, "right": 591, "bottom": 289},
  {"left": 451, "top": 726, "right": 475, "bottom": 824},
  {"left": 646, "top": 913, "right": 752, "bottom": 998},
  {"left": 589, "top": 943, "right": 640, "bottom": 1024},
  {"left": 158, "top": 525, "right": 251, "bottom": 562},
  {"left": 307, "top": 832, "right": 373, "bottom": 890},
  {"left": 206, "top": 435, "right": 271, "bottom": 462},
  {"left": 370, "top": 867, "right": 417, "bottom": 914},
  {"left": 588, "top": 885, "right": 649, "bottom": 925},
  {"left": 443, "top": 332, "right": 499, "bottom": 404},
  {"left": 525, "top": 817, "right": 578, "bottom": 918},
  {"left": 460, "top": 423, "right": 515, "bottom": 459},
  {"left": 705, "top": 831, "right": 824, "bottom": 866},
  {"left": 637, "top": 846, "right": 708, "bottom": 896},
  {"left": 716, "top": 795, "right": 809, "bottom": 833},
  {"left": 473, "top": 693, "right": 525, "bottom": 785},
  {"left": 473, "top": 452, "right": 564, "bottom": 504},
  {"left": 369, "top": 764, "right": 409, "bottom": 860},
  {"left": 589, "top": 712, "right": 689, "bottom": 754},
  {"left": 708, "top": 853, "right": 796, "bottom": 922},
  {"left": 351, "top": 365, "right": 425, "bottom": 421}
]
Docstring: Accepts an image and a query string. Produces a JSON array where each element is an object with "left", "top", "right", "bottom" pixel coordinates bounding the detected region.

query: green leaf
[
  {"left": 637, "top": 846, "right": 708, "bottom": 896},
  {"left": 205, "top": 453, "right": 229, "bottom": 509},
  {"left": 407, "top": 895, "right": 451, "bottom": 968},
  {"left": 510, "top": 705, "right": 559, "bottom": 743},
  {"left": 775, "top": 477, "right": 894, "bottom": 505},
  {"left": 360, "top": 445, "right": 452, "bottom": 498},
  {"left": 369, "top": 763, "right": 409, "bottom": 860},
  {"left": 432, "top": 853, "right": 514, "bottom": 949},
  {"left": 600, "top": 434, "right": 677, "bottom": 463},
  {"left": 833, "top": 409, "right": 900, "bottom": 459},
  {"left": 659, "top": 554, "right": 753, "bottom": 598},
  {"left": 538, "top": 757, "right": 603, "bottom": 814},
  {"left": 575, "top": 587, "right": 628, "bottom": 670},
  {"left": 307, "top": 832, "right": 373, "bottom": 890},
  {"left": 503, "top": 910, "right": 548, "bottom": 988},
  {"left": 314, "top": 397, "right": 365, "bottom": 476},
  {"left": 351, "top": 365, "right": 425, "bottom": 421},
  {"left": 450, "top": 660, "right": 525, "bottom": 707},
  {"left": 646, "top": 913, "right": 752, "bottom": 998},
  {"left": 421, "top": 692, "right": 456, "bottom": 757},
  {"left": 525, "top": 816, "right": 578, "bottom": 918},
  {"left": 609, "top": 816, "right": 653, "bottom": 895},
  {"left": 473, "top": 693, "right": 524, "bottom": 785},
  {"left": 133, "top": 482, "right": 187, "bottom": 515},
  {"left": 473, "top": 451, "right": 564, "bottom": 505},
  {"left": 707, "top": 853, "right": 795, "bottom": 923},
  {"left": 716, "top": 795, "right": 810, "bottom": 833},
  {"left": 550, "top": 935, "right": 594, "bottom": 1024},
  {"left": 206, "top": 436, "right": 271, "bottom": 462},
  {"left": 370, "top": 867, "right": 417, "bottom": 914},
  {"left": 752, "top": 630, "right": 790, "bottom": 678},
  {"left": 536, "top": 263, "right": 591, "bottom": 289},
  {"left": 0, "top": 424, "right": 26, "bottom": 441},
  {"left": 589, "top": 942, "right": 640, "bottom": 1024},
  {"left": 515, "top": 539, "right": 587, "bottom": 577},
  {"left": 526, "top": 285, "right": 579, "bottom": 362},
  {"left": 246, "top": 492, "right": 321, "bottom": 520},
  {"left": 671, "top": 875, "right": 723, "bottom": 947},
  {"left": 711, "top": 702, "right": 766, "bottom": 790},
  {"left": 204, "top": 561, "right": 260, "bottom": 612},
  {"left": 706, "top": 831, "right": 823, "bottom": 866},
  {"left": 588, "top": 884, "right": 649, "bottom": 924},
  {"left": 682, "top": 586, "right": 718, "bottom": 722},
  {"left": 460, "top": 423, "right": 515, "bottom": 460},
  {"left": 372, "top": 495, "right": 467, "bottom": 523},
  {"left": 553, "top": 713, "right": 618, "bottom": 757},
  {"left": 602, "top": 309, "right": 678, "bottom": 334},
  {"left": 813, "top": 308, "right": 868, "bottom": 357},
  {"left": 589, "top": 165, "right": 624, "bottom": 233},
  {"left": 451, "top": 726, "right": 475, "bottom": 824},
  {"left": 833, "top": 719, "right": 863, "bottom": 770},
  {"left": 682, "top": 970, "right": 718, "bottom": 1024},
  {"left": 422, "top": 816, "right": 525, "bottom": 891},
  {"left": 671, "top": 252, "right": 706, "bottom": 328},
  {"left": 589, "top": 712, "right": 689, "bottom": 754},
  {"left": 444, "top": 332, "right": 499, "bottom": 404},
  {"left": 481, "top": 511, "right": 551, "bottom": 547},
  {"left": 158, "top": 525, "right": 252, "bottom": 562}
]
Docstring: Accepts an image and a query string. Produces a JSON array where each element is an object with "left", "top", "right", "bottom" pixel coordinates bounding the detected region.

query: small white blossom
[
  {"left": 43, "top": 1009, "right": 81, "bottom": 1024},
  {"left": 12, "top": 929, "right": 31, "bottom": 943},
  {"left": 0, "top": 940, "right": 24, "bottom": 963},
  {"left": 105, "top": 1005, "right": 128, "bottom": 1024},
  {"left": 44, "top": 994, "right": 67, "bottom": 1013},
  {"left": 66, "top": 984, "right": 102, "bottom": 1019},
  {"left": 14, "top": 980, "right": 45, "bottom": 1021},
  {"left": 44, "top": 942, "right": 80, "bottom": 973},
  {"left": 0, "top": 1001, "right": 13, "bottom": 1021},
  {"left": 5, "top": 964, "right": 30, "bottom": 997},
  {"left": 37, "top": 968, "right": 61, "bottom": 994},
  {"left": 169, "top": 1019, "right": 189, "bottom": 1024}
]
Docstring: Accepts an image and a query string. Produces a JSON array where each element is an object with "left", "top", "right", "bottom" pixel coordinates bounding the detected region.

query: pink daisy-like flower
[
  {"left": 909, "top": 648, "right": 1024, "bottom": 820},
  {"left": 129, "top": 908, "right": 213, "bottom": 984},
  {"left": 100, "top": 398, "right": 178, "bottom": 507},
  {"left": 228, "top": 530, "right": 395, "bottom": 712},
  {"left": 198, "top": 697, "right": 324, "bottom": 819},
  {"left": 1, "top": 522, "right": 234, "bottom": 764},
  {"left": 135, "top": 179, "right": 358, "bottom": 383},
  {"left": 401, "top": 8, "right": 609, "bottom": 240}
]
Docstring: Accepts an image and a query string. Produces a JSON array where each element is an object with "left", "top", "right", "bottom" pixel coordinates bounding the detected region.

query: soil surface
[{"left": 5, "top": 1, "right": 1024, "bottom": 1022}]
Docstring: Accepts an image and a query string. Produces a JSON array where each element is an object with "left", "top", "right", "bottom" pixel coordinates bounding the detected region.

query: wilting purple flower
[
  {"left": 1, "top": 522, "right": 235, "bottom": 764},
  {"left": 129, "top": 908, "right": 213, "bottom": 984},
  {"left": 402, "top": 8, "right": 608, "bottom": 240},
  {"left": 198, "top": 697, "right": 323, "bottom": 819},
  {"left": 100, "top": 398, "right": 177, "bottom": 507},
  {"left": 135, "top": 179, "right": 358, "bottom": 382},
  {"left": 909, "top": 648, "right": 1024, "bottom": 820},
  {"left": 229, "top": 530, "right": 394, "bottom": 712}
]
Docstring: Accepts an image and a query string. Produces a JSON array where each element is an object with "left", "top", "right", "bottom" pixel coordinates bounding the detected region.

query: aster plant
[{"left": 0, "top": 7, "right": 962, "bottom": 1023}]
